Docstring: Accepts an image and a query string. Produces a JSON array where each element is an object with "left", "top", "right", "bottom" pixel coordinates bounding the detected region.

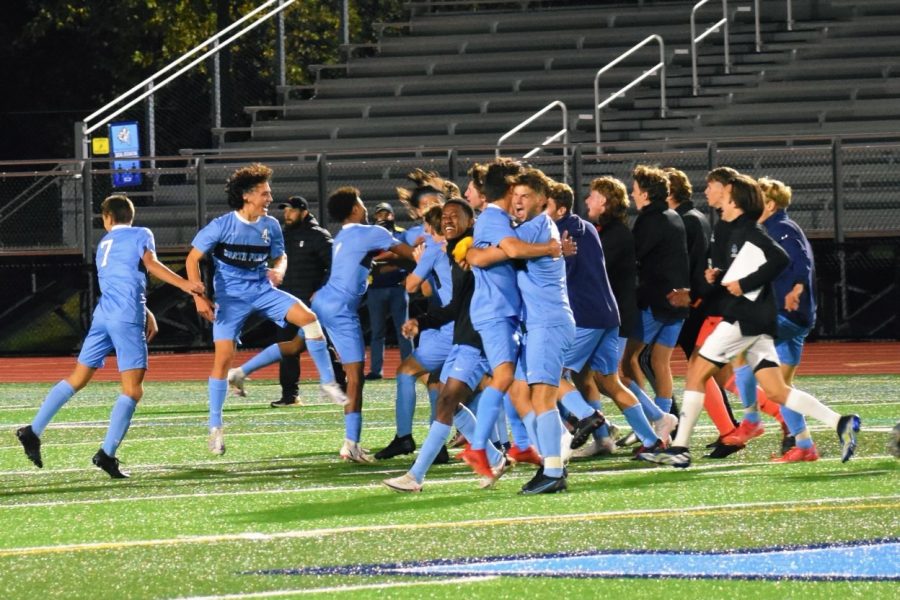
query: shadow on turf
[{"left": 229, "top": 491, "right": 482, "bottom": 525}]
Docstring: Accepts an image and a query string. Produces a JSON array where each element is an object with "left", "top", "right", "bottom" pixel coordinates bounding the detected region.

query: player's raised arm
[
  {"left": 143, "top": 249, "right": 204, "bottom": 296},
  {"left": 185, "top": 246, "right": 214, "bottom": 322}
]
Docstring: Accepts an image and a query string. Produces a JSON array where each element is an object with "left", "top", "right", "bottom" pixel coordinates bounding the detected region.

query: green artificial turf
[{"left": 0, "top": 375, "right": 897, "bottom": 599}]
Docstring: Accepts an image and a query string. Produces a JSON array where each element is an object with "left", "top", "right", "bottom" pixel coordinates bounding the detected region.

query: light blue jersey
[
  {"left": 95, "top": 225, "right": 156, "bottom": 324},
  {"left": 401, "top": 223, "right": 426, "bottom": 246},
  {"left": 320, "top": 223, "right": 397, "bottom": 308},
  {"left": 412, "top": 239, "right": 453, "bottom": 307},
  {"left": 470, "top": 203, "right": 522, "bottom": 327},
  {"left": 191, "top": 211, "right": 284, "bottom": 292},
  {"left": 514, "top": 214, "right": 574, "bottom": 328}
]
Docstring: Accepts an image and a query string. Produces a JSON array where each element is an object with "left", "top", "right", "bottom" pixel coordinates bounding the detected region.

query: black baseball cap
[{"left": 277, "top": 196, "right": 309, "bottom": 210}]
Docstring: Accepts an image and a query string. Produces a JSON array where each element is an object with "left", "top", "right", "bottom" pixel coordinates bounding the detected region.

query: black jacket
[
  {"left": 281, "top": 214, "right": 332, "bottom": 300},
  {"left": 632, "top": 202, "right": 690, "bottom": 321},
  {"left": 712, "top": 214, "right": 790, "bottom": 336},
  {"left": 415, "top": 229, "right": 483, "bottom": 351},
  {"left": 675, "top": 201, "right": 712, "bottom": 300},
  {"left": 597, "top": 219, "right": 638, "bottom": 337}
]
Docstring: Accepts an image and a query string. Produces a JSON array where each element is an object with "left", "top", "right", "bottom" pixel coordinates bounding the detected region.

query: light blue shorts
[
  {"left": 475, "top": 316, "right": 521, "bottom": 370},
  {"left": 312, "top": 289, "right": 365, "bottom": 364},
  {"left": 516, "top": 323, "right": 575, "bottom": 385},
  {"left": 588, "top": 327, "right": 622, "bottom": 375},
  {"left": 440, "top": 344, "right": 490, "bottom": 391},
  {"left": 213, "top": 280, "right": 299, "bottom": 342},
  {"left": 413, "top": 324, "right": 453, "bottom": 372},
  {"left": 78, "top": 315, "right": 147, "bottom": 371},
  {"left": 631, "top": 307, "right": 684, "bottom": 348},
  {"left": 774, "top": 314, "right": 811, "bottom": 366}
]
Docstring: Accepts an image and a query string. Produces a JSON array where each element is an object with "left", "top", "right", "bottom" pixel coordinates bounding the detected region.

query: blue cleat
[{"left": 836, "top": 414, "right": 861, "bottom": 462}]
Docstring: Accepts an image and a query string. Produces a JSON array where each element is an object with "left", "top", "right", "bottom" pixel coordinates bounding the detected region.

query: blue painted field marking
[{"left": 252, "top": 539, "right": 900, "bottom": 582}]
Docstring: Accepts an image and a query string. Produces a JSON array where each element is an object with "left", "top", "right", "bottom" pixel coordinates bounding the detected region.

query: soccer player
[
  {"left": 383, "top": 199, "right": 502, "bottom": 492},
  {"left": 311, "top": 186, "right": 416, "bottom": 463},
  {"left": 466, "top": 168, "right": 574, "bottom": 493},
  {"left": 639, "top": 175, "right": 861, "bottom": 468},
  {"left": 227, "top": 195, "right": 345, "bottom": 406},
  {"left": 620, "top": 165, "right": 686, "bottom": 443},
  {"left": 375, "top": 204, "right": 453, "bottom": 461},
  {"left": 186, "top": 164, "right": 346, "bottom": 456},
  {"left": 730, "top": 177, "right": 820, "bottom": 462},
  {"left": 16, "top": 194, "right": 205, "bottom": 478},
  {"left": 460, "top": 159, "right": 562, "bottom": 480},
  {"left": 548, "top": 182, "right": 665, "bottom": 459}
]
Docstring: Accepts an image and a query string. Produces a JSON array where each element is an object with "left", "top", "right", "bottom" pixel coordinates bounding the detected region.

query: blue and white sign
[{"left": 109, "top": 121, "right": 142, "bottom": 188}]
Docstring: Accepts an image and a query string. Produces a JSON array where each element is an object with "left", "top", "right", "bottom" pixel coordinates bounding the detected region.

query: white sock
[
  {"left": 672, "top": 390, "right": 705, "bottom": 448},
  {"left": 784, "top": 388, "right": 840, "bottom": 429}
]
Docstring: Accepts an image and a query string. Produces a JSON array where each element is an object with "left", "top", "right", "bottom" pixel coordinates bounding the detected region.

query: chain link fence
[{"left": 2, "top": 139, "right": 899, "bottom": 354}]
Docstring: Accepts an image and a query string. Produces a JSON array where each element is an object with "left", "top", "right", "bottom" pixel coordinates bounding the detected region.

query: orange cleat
[
  {"left": 772, "top": 445, "right": 819, "bottom": 463},
  {"left": 722, "top": 419, "right": 765, "bottom": 446},
  {"left": 507, "top": 444, "right": 542, "bottom": 466},
  {"left": 459, "top": 447, "right": 494, "bottom": 478}
]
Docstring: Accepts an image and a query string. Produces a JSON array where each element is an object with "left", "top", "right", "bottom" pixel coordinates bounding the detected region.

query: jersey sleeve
[
  {"left": 191, "top": 218, "right": 222, "bottom": 254},
  {"left": 368, "top": 225, "right": 398, "bottom": 251},
  {"left": 412, "top": 242, "right": 441, "bottom": 279},
  {"left": 513, "top": 216, "right": 547, "bottom": 244},
  {"left": 479, "top": 210, "right": 516, "bottom": 246},
  {"left": 140, "top": 227, "right": 157, "bottom": 255}
]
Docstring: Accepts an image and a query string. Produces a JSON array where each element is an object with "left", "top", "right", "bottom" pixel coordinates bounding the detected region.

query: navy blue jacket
[
  {"left": 556, "top": 213, "right": 619, "bottom": 330},
  {"left": 762, "top": 210, "right": 817, "bottom": 328},
  {"left": 597, "top": 218, "right": 637, "bottom": 337}
]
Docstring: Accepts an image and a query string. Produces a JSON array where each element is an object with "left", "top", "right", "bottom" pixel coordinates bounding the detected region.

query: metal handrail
[
  {"left": 593, "top": 34, "right": 666, "bottom": 153},
  {"left": 78, "top": 0, "right": 297, "bottom": 155},
  {"left": 496, "top": 101, "right": 569, "bottom": 161},
  {"left": 691, "top": 0, "right": 729, "bottom": 96}
]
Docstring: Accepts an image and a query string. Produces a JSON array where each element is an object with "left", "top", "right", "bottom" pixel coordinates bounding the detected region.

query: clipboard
[{"left": 722, "top": 241, "right": 765, "bottom": 301}]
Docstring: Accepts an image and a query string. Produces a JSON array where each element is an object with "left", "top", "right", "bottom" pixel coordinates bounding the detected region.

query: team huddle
[{"left": 15, "top": 159, "right": 861, "bottom": 490}]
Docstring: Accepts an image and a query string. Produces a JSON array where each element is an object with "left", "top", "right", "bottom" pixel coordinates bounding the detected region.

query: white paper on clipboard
[{"left": 722, "top": 241, "right": 765, "bottom": 301}]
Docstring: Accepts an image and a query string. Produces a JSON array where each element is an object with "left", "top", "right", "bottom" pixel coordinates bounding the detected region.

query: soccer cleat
[
  {"left": 780, "top": 434, "right": 796, "bottom": 456},
  {"left": 705, "top": 433, "right": 727, "bottom": 449},
  {"left": 479, "top": 455, "right": 512, "bottom": 489},
  {"left": 339, "top": 439, "right": 375, "bottom": 464},
  {"left": 364, "top": 372, "right": 383, "bottom": 381},
  {"left": 270, "top": 397, "right": 303, "bottom": 408},
  {"left": 507, "top": 444, "right": 542, "bottom": 466},
  {"left": 459, "top": 447, "right": 494, "bottom": 478},
  {"left": 638, "top": 445, "right": 692, "bottom": 468},
  {"left": 836, "top": 414, "right": 861, "bottom": 463},
  {"left": 723, "top": 419, "right": 765, "bottom": 446},
  {"left": 208, "top": 427, "right": 226, "bottom": 455},
  {"left": 433, "top": 444, "right": 450, "bottom": 465},
  {"left": 382, "top": 472, "right": 422, "bottom": 493},
  {"left": 226, "top": 367, "right": 247, "bottom": 397},
  {"left": 616, "top": 430, "right": 640, "bottom": 447},
  {"left": 320, "top": 382, "right": 349, "bottom": 406},
  {"left": 16, "top": 426, "right": 43, "bottom": 468},
  {"left": 606, "top": 421, "right": 621, "bottom": 441},
  {"left": 631, "top": 438, "right": 667, "bottom": 459},
  {"left": 772, "top": 445, "right": 819, "bottom": 463},
  {"left": 519, "top": 471, "right": 568, "bottom": 495},
  {"left": 92, "top": 448, "right": 129, "bottom": 479},
  {"left": 704, "top": 441, "right": 745, "bottom": 459},
  {"left": 374, "top": 434, "right": 416, "bottom": 460},
  {"left": 651, "top": 413, "right": 679, "bottom": 444},
  {"left": 572, "top": 435, "right": 616, "bottom": 459},
  {"left": 570, "top": 411, "right": 605, "bottom": 450},
  {"left": 447, "top": 430, "right": 468, "bottom": 448},
  {"left": 561, "top": 430, "right": 574, "bottom": 464}
]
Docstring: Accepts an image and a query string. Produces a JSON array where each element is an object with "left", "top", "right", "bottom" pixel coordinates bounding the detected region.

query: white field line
[
  {"left": 0, "top": 456, "right": 894, "bottom": 509},
  {"left": 174, "top": 576, "right": 499, "bottom": 599},
  {"left": 1, "top": 494, "right": 897, "bottom": 558}
]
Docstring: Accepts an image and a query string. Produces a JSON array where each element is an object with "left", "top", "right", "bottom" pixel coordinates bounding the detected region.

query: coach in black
[{"left": 271, "top": 196, "right": 345, "bottom": 406}]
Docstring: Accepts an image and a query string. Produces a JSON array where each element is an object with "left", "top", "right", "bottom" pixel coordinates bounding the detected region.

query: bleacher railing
[
  {"left": 75, "top": 0, "right": 298, "bottom": 161},
  {"left": 691, "top": 0, "right": 729, "bottom": 96},
  {"left": 496, "top": 101, "right": 569, "bottom": 176},
  {"left": 593, "top": 35, "right": 666, "bottom": 153}
]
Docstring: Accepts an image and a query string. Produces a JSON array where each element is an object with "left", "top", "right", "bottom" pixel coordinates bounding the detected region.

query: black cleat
[
  {"left": 704, "top": 441, "right": 745, "bottom": 459},
  {"left": 570, "top": 411, "right": 605, "bottom": 450},
  {"left": 374, "top": 434, "right": 416, "bottom": 460},
  {"left": 780, "top": 434, "right": 796, "bottom": 456},
  {"left": 433, "top": 444, "right": 450, "bottom": 465},
  {"left": 364, "top": 372, "right": 383, "bottom": 381},
  {"left": 270, "top": 397, "right": 302, "bottom": 408},
  {"left": 92, "top": 448, "right": 129, "bottom": 479},
  {"left": 16, "top": 426, "right": 43, "bottom": 468},
  {"left": 519, "top": 471, "right": 568, "bottom": 495}
]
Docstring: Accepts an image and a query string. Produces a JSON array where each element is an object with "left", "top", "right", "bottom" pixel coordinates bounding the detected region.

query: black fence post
[
  {"left": 196, "top": 156, "right": 207, "bottom": 229},
  {"left": 832, "top": 137, "right": 847, "bottom": 324},
  {"left": 448, "top": 149, "right": 458, "bottom": 186}
]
